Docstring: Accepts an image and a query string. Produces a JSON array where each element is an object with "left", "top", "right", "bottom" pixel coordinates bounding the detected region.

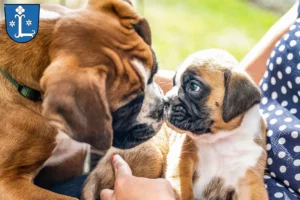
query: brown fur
[
  {"left": 0, "top": 1, "right": 154, "bottom": 199},
  {"left": 238, "top": 119, "right": 268, "bottom": 200},
  {"left": 83, "top": 50, "right": 267, "bottom": 200},
  {"left": 203, "top": 177, "right": 238, "bottom": 200}
]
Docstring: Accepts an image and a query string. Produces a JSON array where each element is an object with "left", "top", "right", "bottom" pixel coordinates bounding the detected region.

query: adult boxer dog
[
  {"left": 0, "top": 0, "right": 164, "bottom": 199},
  {"left": 83, "top": 49, "right": 268, "bottom": 200}
]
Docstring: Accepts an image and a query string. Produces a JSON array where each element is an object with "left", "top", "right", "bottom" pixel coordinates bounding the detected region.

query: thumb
[
  {"left": 112, "top": 154, "right": 132, "bottom": 179},
  {"left": 100, "top": 189, "right": 114, "bottom": 200}
]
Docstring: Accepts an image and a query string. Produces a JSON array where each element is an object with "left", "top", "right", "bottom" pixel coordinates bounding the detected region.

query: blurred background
[{"left": 0, "top": 0, "right": 295, "bottom": 70}]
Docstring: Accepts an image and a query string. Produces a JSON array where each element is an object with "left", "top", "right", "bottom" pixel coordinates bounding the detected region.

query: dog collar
[{"left": 0, "top": 68, "right": 41, "bottom": 101}]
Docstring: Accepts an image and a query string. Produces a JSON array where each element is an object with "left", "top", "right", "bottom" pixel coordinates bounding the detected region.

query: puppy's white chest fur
[{"left": 192, "top": 105, "right": 264, "bottom": 199}]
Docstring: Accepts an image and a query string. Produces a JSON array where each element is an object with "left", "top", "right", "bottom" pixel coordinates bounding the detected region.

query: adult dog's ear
[
  {"left": 222, "top": 69, "right": 261, "bottom": 123},
  {"left": 87, "top": 0, "right": 152, "bottom": 46},
  {"left": 40, "top": 58, "right": 112, "bottom": 150}
]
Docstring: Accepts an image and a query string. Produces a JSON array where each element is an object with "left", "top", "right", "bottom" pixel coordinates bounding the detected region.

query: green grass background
[{"left": 139, "top": 0, "right": 280, "bottom": 70}]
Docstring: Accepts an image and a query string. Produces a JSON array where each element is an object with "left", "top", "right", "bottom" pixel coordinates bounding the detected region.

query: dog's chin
[{"left": 112, "top": 122, "right": 162, "bottom": 149}]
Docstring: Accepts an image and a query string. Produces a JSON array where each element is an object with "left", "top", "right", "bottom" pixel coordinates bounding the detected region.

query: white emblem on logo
[{"left": 14, "top": 6, "right": 35, "bottom": 38}]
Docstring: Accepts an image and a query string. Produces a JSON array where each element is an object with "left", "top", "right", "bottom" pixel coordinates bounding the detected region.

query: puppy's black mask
[{"left": 167, "top": 71, "right": 213, "bottom": 134}]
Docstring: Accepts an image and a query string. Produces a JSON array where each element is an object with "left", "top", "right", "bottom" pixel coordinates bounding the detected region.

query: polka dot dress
[{"left": 259, "top": 7, "right": 300, "bottom": 200}]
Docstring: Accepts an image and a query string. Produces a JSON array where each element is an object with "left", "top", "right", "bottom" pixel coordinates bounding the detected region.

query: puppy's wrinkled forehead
[{"left": 174, "top": 49, "right": 239, "bottom": 85}]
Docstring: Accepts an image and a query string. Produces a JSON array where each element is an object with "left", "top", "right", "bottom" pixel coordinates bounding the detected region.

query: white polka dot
[
  {"left": 275, "top": 40, "right": 281, "bottom": 47},
  {"left": 261, "top": 97, "right": 268, "bottom": 105},
  {"left": 290, "top": 25, "right": 296, "bottom": 30},
  {"left": 284, "top": 33, "right": 290, "bottom": 40},
  {"left": 278, "top": 137, "right": 286, "bottom": 144},
  {"left": 266, "top": 143, "right": 272, "bottom": 150},
  {"left": 278, "top": 45, "right": 285, "bottom": 52},
  {"left": 295, "top": 174, "right": 300, "bottom": 181},
  {"left": 287, "top": 81, "right": 293, "bottom": 88},
  {"left": 279, "top": 166, "right": 287, "bottom": 173},
  {"left": 290, "top": 40, "right": 297, "bottom": 47},
  {"left": 268, "top": 158, "right": 273, "bottom": 165},
  {"left": 296, "top": 77, "right": 300, "bottom": 84},
  {"left": 264, "top": 184, "right": 267, "bottom": 188},
  {"left": 274, "top": 192, "right": 283, "bottom": 198},
  {"left": 284, "top": 180, "right": 290, "bottom": 186},
  {"left": 298, "top": 91, "right": 300, "bottom": 96},
  {"left": 278, "top": 151, "right": 286, "bottom": 158},
  {"left": 284, "top": 117, "right": 292, "bottom": 122},
  {"left": 296, "top": 31, "right": 300, "bottom": 37},
  {"left": 276, "top": 183, "right": 284, "bottom": 187},
  {"left": 271, "top": 50, "right": 275, "bottom": 57},
  {"left": 281, "top": 86, "right": 287, "bottom": 94},
  {"left": 289, "top": 188, "right": 295, "bottom": 193},
  {"left": 281, "top": 101, "right": 288, "bottom": 107},
  {"left": 262, "top": 83, "right": 268, "bottom": 91},
  {"left": 295, "top": 124, "right": 300, "bottom": 128},
  {"left": 276, "top": 57, "right": 282, "bottom": 65},
  {"left": 263, "top": 113, "right": 270, "bottom": 119},
  {"left": 277, "top": 71, "right": 283, "bottom": 80},
  {"left": 271, "top": 77, "right": 276, "bottom": 85},
  {"left": 286, "top": 66, "right": 292, "bottom": 74},
  {"left": 279, "top": 125, "right": 286, "bottom": 131},
  {"left": 292, "top": 131, "right": 299, "bottom": 138},
  {"left": 268, "top": 105, "right": 275, "bottom": 111},
  {"left": 270, "top": 118, "right": 277, "bottom": 125},
  {"left": 294, "top": 146, "right": 300, "bottom": 152},
  {"left": 276, "top": 110, "right": 283, "bottom": 115},
  {"left": 291, "top": 108, "right": 298, "bottom": 114},
  {"left": 267, "top": 130, "right": 273, "bottom": 137},
  {"left": 294, "top": 159, "right": 300, "bottom": 166},
  {"left": 269, "top": 63, "right": 274, "bottom": 71},
  {"left": 287, "top": 53, "right": 294, "bottom": 60},
  {"left": 264, "top": 175, "right": 270, "bottom": 179},
  {"left": 293, "top": 95, "right": 299, "bottom": 103},
  {"left": 297, "top": 18, "right": 300, "bottom": 23},
  {"left": 264, "top": 71, "right": 269, "bottom": 78},
  {"left": 298, "top": 63, "right": 300, "bottom": 70},
  {"left": 272, "top": 92, "right": 278, "bottom": 99},
  {"left": 270, "top": 172, "right": 276, "bottom": 178}
]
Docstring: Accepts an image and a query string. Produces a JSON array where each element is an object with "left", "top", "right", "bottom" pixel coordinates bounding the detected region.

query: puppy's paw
[{"left": 81, "top": 149, "right": 117, "bottom": 200}]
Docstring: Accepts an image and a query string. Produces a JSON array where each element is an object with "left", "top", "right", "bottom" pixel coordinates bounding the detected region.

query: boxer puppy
[
  {"left": 0, "top": 0, "right": 163, "bottom": 199},
  {"left": 83, "top": 49, "right": 268, "bottom": 200}
]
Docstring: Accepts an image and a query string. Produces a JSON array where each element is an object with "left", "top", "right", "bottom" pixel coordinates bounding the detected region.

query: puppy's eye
[{"left": 189, "top": 82, "right": 200, "bottom": 92}]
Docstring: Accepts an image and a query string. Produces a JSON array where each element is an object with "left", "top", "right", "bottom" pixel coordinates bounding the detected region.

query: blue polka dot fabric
[{"left": 259, "top": 7, "right": 300, "bottom": 200}]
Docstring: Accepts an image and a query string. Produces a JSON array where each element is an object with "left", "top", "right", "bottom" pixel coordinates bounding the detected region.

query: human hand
[{"left": 100, "top": 154, "right": 175, "bottom": 200}]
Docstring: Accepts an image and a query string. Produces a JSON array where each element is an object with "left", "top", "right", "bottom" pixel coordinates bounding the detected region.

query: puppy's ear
[
  {"left": 88, "top": 0, "right": 152, "bottom": 45},
  {"left": 222, "top": 69, "right": 261, "bottom": 123},
  {"left": 41, "top": 58, "right": 112, "bottom": 150}
]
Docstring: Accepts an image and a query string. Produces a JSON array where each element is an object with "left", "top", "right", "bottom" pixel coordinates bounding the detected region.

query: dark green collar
[{"left": 0, "top": 68, "right": 41, "bottom": 101}]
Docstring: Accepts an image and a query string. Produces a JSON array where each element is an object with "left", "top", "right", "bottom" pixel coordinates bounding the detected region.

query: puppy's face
[
  {"left": 41, "top": 0, "right": 164, "bottom": 150},
  {"left": 165, "top": 49, "right": 261, "bottom": 136}
]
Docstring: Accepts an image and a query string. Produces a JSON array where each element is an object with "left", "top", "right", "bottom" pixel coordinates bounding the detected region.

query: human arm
[{"left": 240, "top": 2, "right": 299, "bottom": 84}]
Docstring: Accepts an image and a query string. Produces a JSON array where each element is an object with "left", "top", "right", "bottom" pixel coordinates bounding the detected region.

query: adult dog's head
[
  {"left": 40, "top": 0, "right": 164, "bottom": 150},
  {"left": 165, "top": 49, "right": 261, "bottom": 137}
]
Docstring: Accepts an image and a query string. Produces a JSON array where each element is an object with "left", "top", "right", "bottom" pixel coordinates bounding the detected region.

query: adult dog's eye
[{"left": 189, "top": 82, "right": 201, "bottom": 92}]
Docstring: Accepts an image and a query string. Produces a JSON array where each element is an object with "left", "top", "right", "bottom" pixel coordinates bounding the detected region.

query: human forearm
[{"left": 240, "top": 2, "right": 299, "bottom": 84}]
